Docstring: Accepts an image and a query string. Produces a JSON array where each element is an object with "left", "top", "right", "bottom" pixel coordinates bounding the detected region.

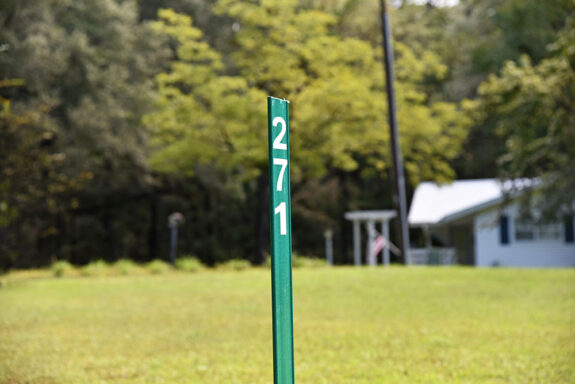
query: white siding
[{"left": 474, "top": 204, "right": 575, "bottom": 267}]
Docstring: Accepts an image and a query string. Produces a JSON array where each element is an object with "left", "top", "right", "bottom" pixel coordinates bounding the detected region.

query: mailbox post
[{"left": 167, "top": 212, "right": 185, "bottom": 265}]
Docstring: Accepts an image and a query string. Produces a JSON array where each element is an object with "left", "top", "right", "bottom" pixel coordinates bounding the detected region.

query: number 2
[
  {"left": 274, "top": 202, "right": 287, "bottom": 235},
  {"left": 272, "top": 117, "right": 287, "bottom": 150}
]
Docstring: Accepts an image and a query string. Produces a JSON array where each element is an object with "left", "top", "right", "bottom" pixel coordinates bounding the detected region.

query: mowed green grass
[{"left": 0, "top": 267, "right": 574, "bottom": 384}]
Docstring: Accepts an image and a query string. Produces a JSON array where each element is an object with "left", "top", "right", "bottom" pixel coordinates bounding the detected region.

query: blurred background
[{"left": 1, "top": 0, "right": 573, "bottom": 270}]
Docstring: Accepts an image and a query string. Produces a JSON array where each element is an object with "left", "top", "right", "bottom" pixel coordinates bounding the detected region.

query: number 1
[{"left": 274, "top": 202, "right": 286, "bottom": 235}]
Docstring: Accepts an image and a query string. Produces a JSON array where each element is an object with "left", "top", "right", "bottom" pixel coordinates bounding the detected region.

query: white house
[{"left": 408, "top": 179, "right": 575, "bottom": 267}]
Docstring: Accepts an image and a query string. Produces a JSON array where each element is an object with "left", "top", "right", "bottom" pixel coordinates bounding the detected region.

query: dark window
[{"left": 500, "top": 215, "right": 510, "bottom": 245}]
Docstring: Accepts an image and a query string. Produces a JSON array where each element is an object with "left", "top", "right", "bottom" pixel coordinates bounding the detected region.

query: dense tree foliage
[
  {"left": 144, "top": 2, "right": 467, "bottom": 262},
  {"left": 0, "top": 0, "right": 572, "bottom": 269},
  {"left": 469, "top": 17, "right": 575, "bottom": 217},
  {"left": 0, "top": 0, "right": 167, "bottom": 268}
]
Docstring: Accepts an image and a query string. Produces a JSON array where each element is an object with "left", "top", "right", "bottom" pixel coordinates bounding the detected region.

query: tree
[
  {"left": 146, "top": 2, "right": 468, "bottom": 262},
  {"left": 146, "top": 10, "right": 268, "bottom": 183},
  {"left": 0, "top": 97, "right": 85, "bottom": 269},
  {"left": 0, "top": 0, "right": 167, "bottom": 266},
  {"left": 217, "top": 0, "right": 468, "bottom": 184},
  {"left": 469, "top": 17, "right": 575, "bottom": 217}
]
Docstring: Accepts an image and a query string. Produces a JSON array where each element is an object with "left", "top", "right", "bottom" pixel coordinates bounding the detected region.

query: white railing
[{"left": 408, "top": 248, "right": 456, "bottom": 265}]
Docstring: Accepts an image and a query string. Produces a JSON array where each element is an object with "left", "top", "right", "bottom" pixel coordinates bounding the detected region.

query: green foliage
[
  {"left": 81, "top": 260, "right": 112, "bottom": 277},
  {"left": 469, "top": 17, "right": 575, "bottom": 215},
  {"left": 433, "top": 0, "right": 575, "bottom": 180},
  {"left": 145, "top": 9, "right": 267, "bottom": 187},
  {"left": 141, "top": 3, "right": 469, "bottom": 265},
  {"left": 0, "top": 0, "right": 168, "bottom": 267},
  {"left": 146, "top": 4, "right": 468, "bottom": 186},
  {"left": 174, "top": 256, "right": 205, "bottom": 273},
  {"left": 51, "top": 261, "right": 75, "bottom": 278},
  {"left": 292, "top": 253, "right": 328, "bottom": 268},
  {"left": 0, "top": 105, "right": 85, "bottom": 268},
  {"left": 264, "top": 254, "right": 272, "bottom": 268},
  {"left": 220, "top": 0, "right": 468, "bottom": 184},
  {"left": 1, "top": 268, "right": 574, "bottom": 383},
  {"left": 146, "top": 259, "right": 173, "bottom": 274},
  {"left": 472, "top": 0, "right": 574, "bottom": 72},
  {"left": 217, "top": 259, "right": 251, "bottom": 271},
  {"left": 114, "top": 259, "right": 141, "bottom": 276},
  {"left": 264, "top": 253, "right": 328, "bottom": 268}
]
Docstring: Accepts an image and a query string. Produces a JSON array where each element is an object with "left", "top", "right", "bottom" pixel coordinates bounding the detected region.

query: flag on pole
[
  {"left": 372, "top": 235, "right": 386, "bottom": 260},
  {"left": 370, "top": 231, "right": 402, "bottom": 264}
]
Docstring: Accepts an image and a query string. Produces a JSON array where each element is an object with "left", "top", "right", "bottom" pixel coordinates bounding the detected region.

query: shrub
[
  {"left": 52, "top": 260, "right": 75, "bottom": 278},
  {"left": 114, "top": 259, "right": 140, "bottom": 275},
  {"left": 306, "top": 257, "right": 328, "bottom": 268},
  {"left": 217, "top": 259, "right": 251, "bottom": 271},
  {"left": 81, "top": 260, "right": 111, "bottom": 277},
  {"left": 292, "top": 254, "right": 327, "bottom": 268},
  {"left": 146, "top": 259, "right": 172, "bottom": 274},
  {"left": 175, "top": 257, "right": 204, "bottom": 273},
  {"left": 264, "top": 254, "right": 327, "bottom": 268}
]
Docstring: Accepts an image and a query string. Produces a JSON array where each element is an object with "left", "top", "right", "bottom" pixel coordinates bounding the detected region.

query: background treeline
[{"left": 1, "top": 0, "right": 573, "bottom": 269}]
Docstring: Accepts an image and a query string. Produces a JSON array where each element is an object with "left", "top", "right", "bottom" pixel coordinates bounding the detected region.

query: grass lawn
[{"left": 0, "top": 267, "right": 574, "bottom": 383}]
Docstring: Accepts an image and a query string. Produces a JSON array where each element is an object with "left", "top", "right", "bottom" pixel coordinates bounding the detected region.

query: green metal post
[{"left": 267, "top": 96, "right": 295, "bottom": 384}]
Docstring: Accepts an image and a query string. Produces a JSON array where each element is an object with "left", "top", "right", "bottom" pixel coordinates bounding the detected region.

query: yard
[{"left": 0, "top": 267, "right": 573, "bottom": 383}]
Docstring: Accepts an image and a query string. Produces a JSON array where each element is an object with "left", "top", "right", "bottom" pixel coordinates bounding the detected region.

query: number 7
[{"left": 273, "top": 158, "right": 288, "bottom": 191}]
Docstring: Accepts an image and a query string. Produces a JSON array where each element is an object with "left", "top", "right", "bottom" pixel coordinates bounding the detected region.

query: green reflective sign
[{"left": 267, "top": 96, "right": 295, "bottom": 384}]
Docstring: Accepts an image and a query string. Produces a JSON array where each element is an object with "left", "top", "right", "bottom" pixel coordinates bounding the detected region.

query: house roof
[{"left": 408, "top": 179, "right": 534, "bottom": 226}]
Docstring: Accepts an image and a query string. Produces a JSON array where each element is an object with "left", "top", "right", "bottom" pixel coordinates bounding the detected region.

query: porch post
[
  {"left": 366, "top": 220, "right": 376, "bottom": 266},
  {"left": 424, "top": 225, "right": 432, "bottom": 250},
  {"left": 382, "top": 219, "right": 390, "bottom": 266},
  {"left": 353, "top": 219, "right": 361, "bottom": 266}
]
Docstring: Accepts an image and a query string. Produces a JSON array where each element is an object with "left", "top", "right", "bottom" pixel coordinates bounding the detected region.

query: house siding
[{"left": 474, "top": 204, "right": 575, "bottom": 267}]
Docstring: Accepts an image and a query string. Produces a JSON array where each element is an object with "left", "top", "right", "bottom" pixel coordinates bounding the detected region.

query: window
[
  {"left": 539, "top": 224, "right": 562, "bottom": 240},
  {"left": 515, "top": 222, "right": 534, "bottom": 240},
  {"left": 514, "top": 218, "right": 562, "bottom": 241}
]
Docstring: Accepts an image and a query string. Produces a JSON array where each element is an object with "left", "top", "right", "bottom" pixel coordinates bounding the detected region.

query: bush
[
  {"left": 264, "top": 254, "right": 272, "bottom": 268},
  {"left": 146, "top": 259, "right": 172, "bottom": 275},
  {"left": 114, "top": 259, "right": 140, "bottom": 275},
  {"left": 264, "top": 254, "right": 327, "bottom": 268},
  {"left": 292, "top": 254, "right": 327, "bottom": 269},
  {"left": 175, "top": 257, "right": 204, "bottom": 273},
  {"left": 217, "top": 259, "right": 251, "bottom": 271},
  {"left": 81, "top": 260, "right": 111, "bottom": 277},
  {"left": 52, "top": 260, "right": 75, "bottom": 278}
]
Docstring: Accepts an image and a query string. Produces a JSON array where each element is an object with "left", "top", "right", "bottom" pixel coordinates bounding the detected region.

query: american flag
[{"left": 371, "top": 235, "right": 386, "bottom": 260}]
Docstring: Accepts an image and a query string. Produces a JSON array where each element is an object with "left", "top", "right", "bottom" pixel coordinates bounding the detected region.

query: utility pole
[{"left": 379, "top": 0, "right": 411, "bottom": 264}]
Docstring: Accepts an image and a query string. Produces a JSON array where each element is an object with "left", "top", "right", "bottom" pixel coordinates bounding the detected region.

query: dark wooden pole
[{"left": 380, "top": 0, "right": 411, "bottom": 263}]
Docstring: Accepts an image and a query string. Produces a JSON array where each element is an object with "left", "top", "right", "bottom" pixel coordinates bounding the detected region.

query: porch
[{"left": 408, "top": 247, "right": 456, "bottom": 265}]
